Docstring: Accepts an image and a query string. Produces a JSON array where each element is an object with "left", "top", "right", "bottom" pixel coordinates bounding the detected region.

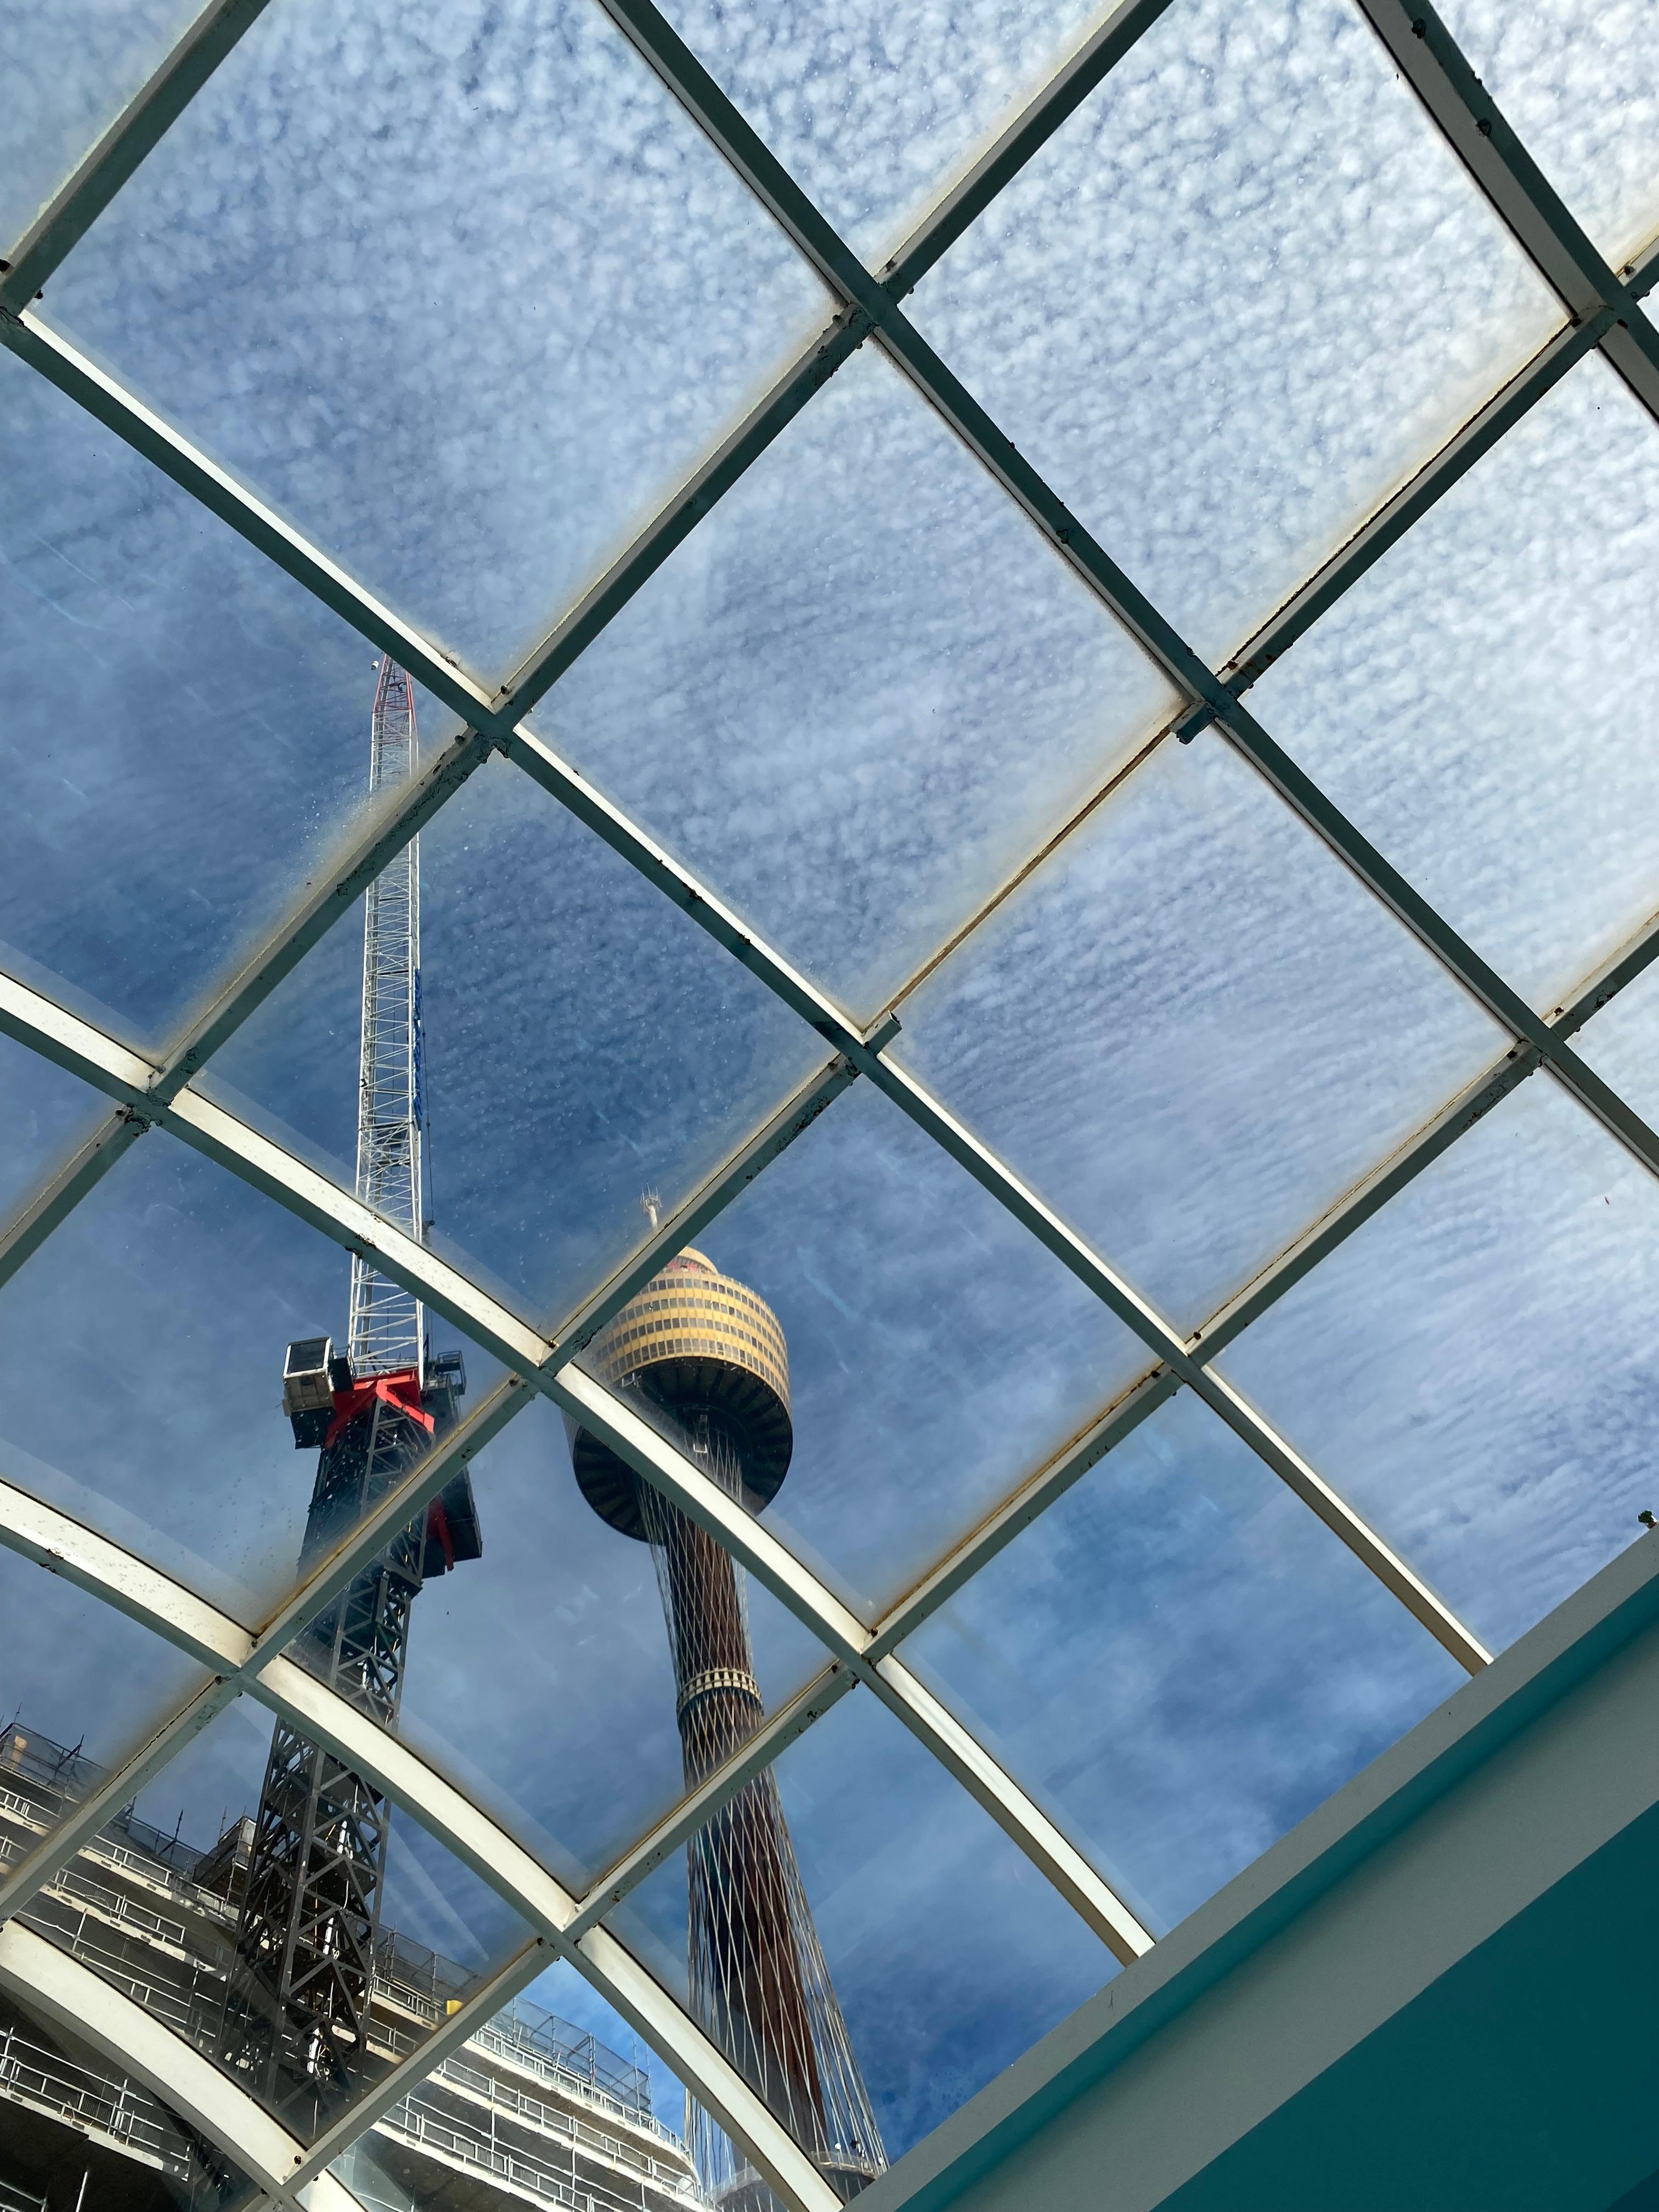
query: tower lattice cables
[
  {"left": 223, "top": 662, "right": 479, "bottom": 2130},
  {"left": 572, "top": 1251, "right": 885, "bottom": 2208}
]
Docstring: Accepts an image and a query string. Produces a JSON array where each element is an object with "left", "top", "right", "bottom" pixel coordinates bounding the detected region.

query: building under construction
[
  {"left": 572, "top": 1248, "right": 885, "bottom": 2210},
  {"left": 0, "top": 1721, "right": 704, "bottom": 2212}
]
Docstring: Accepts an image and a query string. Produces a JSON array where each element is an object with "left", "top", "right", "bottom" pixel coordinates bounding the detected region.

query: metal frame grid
[{"left": 3, "top": 0, "right": 1658, "bottom": 2202}]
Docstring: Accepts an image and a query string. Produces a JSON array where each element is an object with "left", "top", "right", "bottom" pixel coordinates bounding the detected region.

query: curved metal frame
[
  {"left": 1, "top": 0, "right": 1657, "bottom": 2201},
  {"left": 0, "top": 1920, "right": 365, "bottom": 2212}
]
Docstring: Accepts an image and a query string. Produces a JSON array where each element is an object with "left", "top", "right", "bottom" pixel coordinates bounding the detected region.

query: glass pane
[
  {"left": 614, "top": 1077, "right": 1150, "bottom": 1622},
  {"left": 0, "top": 348, "right": 463, "bottom": 1057},
  {"left": 891, "top": 732, "right": 1502, "bottom": 1334},
  {"left": 1438, "top": 0, "right": 1659, "bottom": 267},
  {"left": 533, "top": 343, "right": 1177, "bottom": 1023},
  {"left": 1251, "top": 354, "right": 1659, "bottom": 1015},
  {"left": 0, "top": 0, "right": 201, "bottom": 254},
  {"left": 657, "top": 0, "right": 1109, "bottom": 266},
  {"left": 901, "top": 1390, "right": 1464, "bottom": 1937},
  {"left": 0, "top": 1548, "right": 210, "bottom": 1863},
  {"left": 907, "top": 0, "right": 1563, "bottom": 666},
  {"left": 39, "top": 0, "right": 833, "bottom": 682},
  {"left": 332, "top": 1958, "right": 702, "bottom": 2211},
  {"left": 0, "top": 1979, "right": 259, "bottom": 2211},
  {"left": 365, "top": 1395, "right": 828, "bottom": 1892},
  {"left": 0, "top": 1129, "right": 496, "bottom": 1626},
  {"left": 202, "top": 752, "right": 833, "bottom": 1327},
  {"left": 0, "top": 1038, "right": 107, "bottom": 1226},
  {"left": 1218, "top": 1072, "right": 1659, "bottom": 1656},
  {"left": 610, "top": 1685, "right": 1114, "bottom": 2182},
  {"left": 21, "top": 1690, "right": 529, "bottom": 2143},
  {"left": 1576, "top": 953, "right": 1659, "bottom": 1133}
]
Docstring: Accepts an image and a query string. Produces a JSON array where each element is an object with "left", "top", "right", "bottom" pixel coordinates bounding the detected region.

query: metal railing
[
  {"left": 422, "top": 2051, "right": 701, "bottom": 2194},
  {"left": 378, "top": 2086, "right": 696, "bottom": 2212},
  {"left": 0, "top": 2013, "right": 173, "bottom": 2165}
]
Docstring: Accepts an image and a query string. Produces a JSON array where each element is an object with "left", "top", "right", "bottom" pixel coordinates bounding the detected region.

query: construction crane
[{"left": 221, "top": 659, "right": 482, "bottom": 2128}]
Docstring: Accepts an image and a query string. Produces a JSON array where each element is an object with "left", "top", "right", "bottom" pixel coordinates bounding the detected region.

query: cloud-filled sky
[
  {"left": 536, "top": 341, "right": 1177, "bottom": 1023},
  {"left": 37, "top": 0, "right": 835, "bottom": 682},
  {"left": 653, "top": 0, "right": 1110, "bottom": 267},
  {"left": 0, "top": 0, "right": 201, "bottom": 253},
  {"left": 891, "top": 728, "right": 1505, "bottom": 1334},
  {"left": 5, "top": 0, "right": 1659, "bottom": 2186},
  {"left": 0, "top": 348, "right": 458, "bottom": 1060},
  {"left": 1435, "top": 0, "right": 1659, "bottom": 268},
  {"left": 1250, "top": 353, "right": 1659, "bottom": 1018},
  {"left": 907, "top": 0, "right": 1563, "bottom": 669},
  {"left": 1219, "top": 1069, "right": 1659, "bottom": 1656}
]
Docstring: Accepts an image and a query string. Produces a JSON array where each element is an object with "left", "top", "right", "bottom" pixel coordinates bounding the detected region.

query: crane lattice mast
[
  {"left": 348, "top": 659, "right": 425, "bottom": 1380},
  {"left": 223, "top": 662, "right": 480, "bottom": 2129}
]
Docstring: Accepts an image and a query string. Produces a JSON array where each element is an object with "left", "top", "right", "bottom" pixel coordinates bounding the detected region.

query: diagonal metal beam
[
  {"left": 565, "top": 1663, "right": 856, "bottom": 1941},
  {"left": 867, "top": 1369, "right": 1182, "bottom": 1661},
  {"left": 290, "top": 1936, "right": 553, "bottom": 2186},
  {"left": 551, "top": 1055, "right": 859, "bottom": 1354},
  {"left": 1353, "top": 0, "right": 1659, "bottom": 423},
  {"left": 840, "top": 1048, "right": 1491, "bottom": 1675},
  {"left": 1214, "top": 225, "right": 1659, "bottom": 696},
  {"left": 0, "top": 1013, "right": 1160, "bottom": 1959},
  {"left": 0, "top": 1108, "right": 148, "bottom": 1296},
  {"left": 0, "top": 939, "right": 1493, "bottom": 1692},
  {"left": 865, "top": 901, "right": 1659, "bottom": 1661},
  {"left": 490, "top": 312, "right": 872, "bottom": 723},
  {"left": 1195, "top": 900, "right": 1659, "bottom": 1362},
  {"left": 0, "top": 312, "right": 498, "bottom": 732},
  {"left": 878, "top": 0, "right": 1179, "bottom": 302},
  {"left": 1626, "top": 236, "right": 1659, "bottom": 302},
  {"left": 491, "top": 0, "right": 1179, "bottom": 726},
  {"left": 503, "top": 729, "right": 895, "bottom": 1056},
  {"left": 1215, "top": 308, "right": 1611, "bottom": 693},
  {"left": 157, "top": 725, "right": 500, "bottom": 1094},
  {"left": 0, "top": 1675, "right": 237, "bottom": 1925},
  {"left": 0, "top": 1483, "right": 842, "bottom": 2212},
  {"left": 0, "top": 1920, "right": 366, "bottom": 2212},
  {"left": 0, "top": 0, "right": 278, "bottom": 310},
  {"left": 1211, "top": 696, "right": 1659, "bottom": 1192}
]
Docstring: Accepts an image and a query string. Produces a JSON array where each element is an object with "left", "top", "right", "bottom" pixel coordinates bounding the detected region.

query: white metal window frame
[{"left": 1, "top": 0, "right": 1657, "bottom": 2202}]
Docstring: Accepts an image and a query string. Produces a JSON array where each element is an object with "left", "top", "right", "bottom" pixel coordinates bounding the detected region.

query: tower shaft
[
  {"left": 642, "top": 1467, "right": 829, "bottom": 2148},
  {"left": 640, "top": 1428, "right": 883, "bottom": 2203},
  {"left": 572, "top": 1250, "right": 885, "bottom": 2201}
]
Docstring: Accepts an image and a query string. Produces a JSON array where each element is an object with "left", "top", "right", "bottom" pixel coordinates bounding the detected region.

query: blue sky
[{"left": 5, "top": 0, "right": 1659, "bottom": 2185}]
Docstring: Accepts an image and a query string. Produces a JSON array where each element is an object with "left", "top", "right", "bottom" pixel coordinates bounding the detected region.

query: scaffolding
[{"left": 0, "top": 1723, "right": 699, "bottom": 2212}]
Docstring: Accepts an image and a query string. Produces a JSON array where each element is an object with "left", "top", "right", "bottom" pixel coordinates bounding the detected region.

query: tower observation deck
[
  {"left": 571, "top": 1251, "right": 885, "bottom": 2209},
  {"left": 222, "top": 661, "right": 482, "bottom": 2131}
]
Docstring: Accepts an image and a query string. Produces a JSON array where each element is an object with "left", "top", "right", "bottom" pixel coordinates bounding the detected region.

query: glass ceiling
[{"left": 2, "top": 0, "right": 1657, "bottom": 2203}]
